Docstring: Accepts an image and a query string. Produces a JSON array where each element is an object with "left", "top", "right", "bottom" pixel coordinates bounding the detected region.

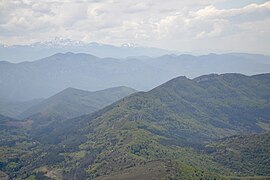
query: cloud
[
  {"left": 0, "top": 0, "right": 269, "bottom": 54},
  {"left": 154, "top": 1, "right": 270, "bottom": 39}
]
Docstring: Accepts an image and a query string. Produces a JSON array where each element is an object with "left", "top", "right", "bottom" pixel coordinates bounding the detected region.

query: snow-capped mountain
[
  {"left": 0, "top": 38, "right": 175, "bottom": 62},
  {"left": 31, "top": 37, "right": 86, "bottom": 48}
]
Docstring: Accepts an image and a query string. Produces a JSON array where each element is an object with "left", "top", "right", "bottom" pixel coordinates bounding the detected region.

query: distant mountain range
[
  {"left": 0, "top": 38, "right": 175, "bottom": 62},
  {"left": 0, "top": 52, "right": 270, "bottom": 101}
]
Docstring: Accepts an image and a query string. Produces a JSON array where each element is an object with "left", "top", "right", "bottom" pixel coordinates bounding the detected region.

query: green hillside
[
  {"left": 20, "top": 86, "right": 137, "bottom": 120},
  {"left": 0, "top": 99, "right": 42, "bottom": 119},
  {"left": 1, "top": 73, "right": 270, "bottom": 179},
  {"left": 206, "top": 132, "right": 270, "bottom": 176}
]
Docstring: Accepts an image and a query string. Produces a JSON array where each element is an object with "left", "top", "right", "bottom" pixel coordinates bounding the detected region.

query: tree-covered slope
[
  {"left": 0, "top": 99, "right": 42, "bottom": 119},
  {"left": 206, "top": 132, "right": 270, "bottom": 176},
  {"left": 0, "top": 114, "right": 37, "bottom": 179},
  {"left": 14, "top": 73, "right": 268, "bottom": 179},
  {"left": 1, "top": 73, "right": 270, "bottom": 179},
  {"left": 19, "top": 86, "right": 137, "bottom": 121}
]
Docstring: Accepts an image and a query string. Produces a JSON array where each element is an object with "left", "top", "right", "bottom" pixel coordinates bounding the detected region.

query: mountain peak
[
  {"left": 163, "top": 75, "right": 190, "bottom": 85},
  {"left": 193, "top": 74, "right": 219, "bottom": 83},
  {"left": 121, "top": 43, "right": 138, "bottom": 48},
  {"left": 51, "top": 52, "right": 75, "bottom": 57},
  {"left": 150, "top": 75, "right": 192, "bottom": 93},
  {"left": 56, "top": 87, "right": 90, "bottom": 96},
  {"left": 19, "top": 86, "right": 136, "bottom": 120},
  {"left": 32, "top": 37, "right": 86, "bottom": 48},
  {"left": 39, "top": 52, "right": 99, "bottom": 63}
]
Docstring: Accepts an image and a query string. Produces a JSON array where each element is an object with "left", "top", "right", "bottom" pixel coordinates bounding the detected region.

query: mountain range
[
  {"left": 1, "top": 73, "right": 269, "bottom": 179},
  {"left": 0, "top": 38, "right": 175, "bottom": 62},
  {"left": 1, "top": 52, "right": 270, "bottom": 101}
]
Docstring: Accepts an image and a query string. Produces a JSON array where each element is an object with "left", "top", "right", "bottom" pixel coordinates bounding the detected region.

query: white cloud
[{"left": 0, "top": 0, "right": 269, "bottom": 54}]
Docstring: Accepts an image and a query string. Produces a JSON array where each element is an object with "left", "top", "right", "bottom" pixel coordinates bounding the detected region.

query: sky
[{"left": 0, "top": 0, "right": 269, "bottom": 54}]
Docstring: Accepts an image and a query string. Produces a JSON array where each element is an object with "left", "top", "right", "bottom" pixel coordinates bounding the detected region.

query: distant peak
[
  {"left": 54, "top": 52, "right": 74, "bottom": 56},
  {"left": 159, "top": 54, "right": 178, "bottom": 58},
  {"left": 97, "top": 86, "right": 137, "bottom": 93},
  {"left": 208, "top": 53, "right": 218, "bottom": 56},
  {"left": 89, "top": 42, "right": 102, "bottom": 46},
  {"left": 194, "top": 74, "right": 219, "bottom": 82},
  {"left": 56, "top": 87, "right": 91, "bottom": 96},
  {"left": 62, "top": 87, "right": 85, "bottom": 92},
  {"left": 194, "top": 73, "right": 248, "bottom": 83},
  {"left": 121, "top": 43, "right": 138, "bottom": 48},
  {"left": 174, "top": 76, "right": 189, "bottom": 80},
  {"left": 65, "top": 52, "right": 74, "bottom": 55},
  {"left": 32, "top": 37, "right": 86, "bottom": 48},
  {"left": 65, "top": 87, "right": 77, "bottom": 91},
  {"left": 161, "top": 76, "right": 189, "bottom": 85},
  {"left": 0, "top": 61, "right": 12, "bottom": 64},
  {"left": 50, "top": 52, "right": 96, "bottom": 58},
  {"left": 150, "top": 75, "right": 192, "bottom": 93}
]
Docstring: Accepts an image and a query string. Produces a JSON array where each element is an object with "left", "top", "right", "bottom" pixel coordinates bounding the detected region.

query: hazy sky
[{"left": 0, "top": 0, "right": 269, "bottom": 54}]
